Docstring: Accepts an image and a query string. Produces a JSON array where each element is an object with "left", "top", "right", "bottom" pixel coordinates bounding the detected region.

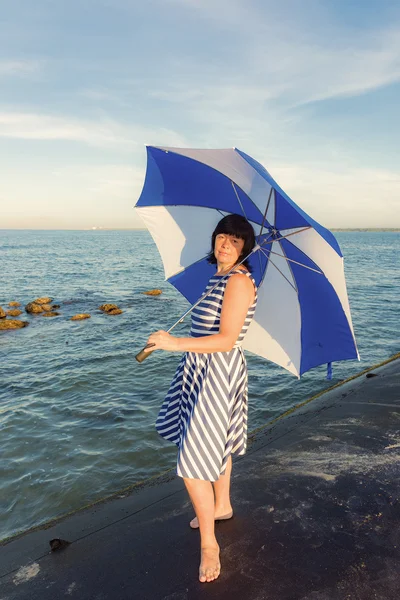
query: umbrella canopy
[{"left": 134, "top": 146, "right": 359, "bottom": 377}]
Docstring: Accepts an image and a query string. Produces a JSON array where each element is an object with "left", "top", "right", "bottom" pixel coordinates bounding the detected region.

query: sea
[{"left": 1, "top": 229, "right": 399, "bottom": 541}]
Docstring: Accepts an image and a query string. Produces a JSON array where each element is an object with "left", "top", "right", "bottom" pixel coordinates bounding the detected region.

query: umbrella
[{"left": 134, "top": 146, "right": 359, "bottom": 378}]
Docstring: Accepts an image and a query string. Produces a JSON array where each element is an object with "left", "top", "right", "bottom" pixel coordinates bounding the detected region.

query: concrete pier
[{"left": 1, "top": 354, "right": 400, "bottom": 599}]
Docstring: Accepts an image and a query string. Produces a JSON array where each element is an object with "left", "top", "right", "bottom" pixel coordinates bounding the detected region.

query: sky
[{"left": 1, "top": 0, "right": 399, "bottom": 230}]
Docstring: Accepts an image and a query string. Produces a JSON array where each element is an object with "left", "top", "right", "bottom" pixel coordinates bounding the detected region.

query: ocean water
[{"left": 1, "top": 229, "right": 399, "bottom": 540}]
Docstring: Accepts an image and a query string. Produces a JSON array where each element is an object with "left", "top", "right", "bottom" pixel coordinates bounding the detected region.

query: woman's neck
[{"left": 216, "top": 262, "right": 246, "bottom": 275}]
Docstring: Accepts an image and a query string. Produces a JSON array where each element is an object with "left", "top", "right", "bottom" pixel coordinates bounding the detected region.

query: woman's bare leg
[
  {"left": 213, "top": 455, "right": 233, "bottom": 516},
  {"left": 184, "top": 477, "right": 221, "bottom": 583},
  {"left": 189, "top": 455, "right": 233, "bottom": 528}
]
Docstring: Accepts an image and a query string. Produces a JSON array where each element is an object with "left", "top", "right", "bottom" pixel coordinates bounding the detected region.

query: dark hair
[{"left": 207, "top": 214, "right": 255, "bottom": 272}]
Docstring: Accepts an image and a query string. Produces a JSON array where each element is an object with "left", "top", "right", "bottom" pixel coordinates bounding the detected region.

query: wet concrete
[{"left": 1, "top": 355, "right": 400, "bottom": 600}]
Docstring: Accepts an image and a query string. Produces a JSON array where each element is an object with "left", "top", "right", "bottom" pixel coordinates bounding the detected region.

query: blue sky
[{"left": 1, "top": 0, "right": 399, "bottom": 229}]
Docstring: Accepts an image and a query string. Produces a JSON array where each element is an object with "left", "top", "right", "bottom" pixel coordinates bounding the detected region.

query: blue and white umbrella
[{"left": 134, "top": 146, "right": 359, "bottom": 377}]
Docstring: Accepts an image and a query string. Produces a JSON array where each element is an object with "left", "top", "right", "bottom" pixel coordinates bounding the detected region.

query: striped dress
[{"left": 155, "top": 268, "right": 258, "bottom": 481}]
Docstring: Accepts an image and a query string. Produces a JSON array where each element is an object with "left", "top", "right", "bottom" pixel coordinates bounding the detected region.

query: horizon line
[{"left": 1, "top": 227, "right": 399, "bottom": 232}]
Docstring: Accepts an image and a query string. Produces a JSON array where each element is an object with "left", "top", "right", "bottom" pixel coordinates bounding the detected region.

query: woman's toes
[
  {"left": 199, "top": 546, "right": 220, "bottom": 583},
  {"left": 207, "top": 568, "right": 215, "bottom": 580}
]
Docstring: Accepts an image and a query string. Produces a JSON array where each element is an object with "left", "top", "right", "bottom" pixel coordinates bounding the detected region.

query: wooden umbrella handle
[{"left": 135, "top": 343, "right": 156, "bottom": 363}]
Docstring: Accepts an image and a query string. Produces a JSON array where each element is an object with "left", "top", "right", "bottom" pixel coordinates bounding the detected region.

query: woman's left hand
[{"left": 144, "top": 330, "right": 180, "bottom": 352}]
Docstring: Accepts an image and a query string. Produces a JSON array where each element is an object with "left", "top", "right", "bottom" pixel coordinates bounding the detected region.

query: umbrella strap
[{"left": 327, "top": 362, "right": 333, "bottom": 380}]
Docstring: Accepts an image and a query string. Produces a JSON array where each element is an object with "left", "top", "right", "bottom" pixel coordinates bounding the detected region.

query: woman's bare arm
[{"left": 146, "top": 274, "right": 255, "bottom": 354}]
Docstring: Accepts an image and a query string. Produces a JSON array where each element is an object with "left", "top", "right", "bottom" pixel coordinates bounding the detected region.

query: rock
[
  {"left": 42, "top": 312, "right": 60, "bottom": 317},
  {"left": 25, "top": 302, "right": 44, "bottom": 314},
  {"left": 41, "top": 304, "right": 53, "bottom": 312},
  {"left": 99, "top": 303, "right": 119, "bottom": 313},
  {"left": 0, "top": 319, "right": 29, "bottom": 330},
  {"left": 142, "top": 289, "right": 162, "bottom": 296},
  {"left": 70, "top": 313, "right": 91, "bottom": 321},
  {"left": 8, "top": 301, "right": 21, "bottom": 307},
  {"left": 0, "top": 306, "right": 6, "bottom": 319},
  {"left": 98, "top": 304, "right": 123, "bottom": 315},
  {"left": 51, "top": 304, "right": 61, "bottom": 310},
  {"left": 6, "top": 309, "right": 23, "bottom": 317},
  {"left": 33, "top": 297, "right": 52, "bottom": 305},
  {"left": 49, "top": 538, "right": 71, "bottom": 551}
]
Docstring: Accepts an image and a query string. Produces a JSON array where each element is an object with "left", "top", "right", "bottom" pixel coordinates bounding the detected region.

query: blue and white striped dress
[{"left": 155, "top": 268, "right": 258, "bottom": 481}]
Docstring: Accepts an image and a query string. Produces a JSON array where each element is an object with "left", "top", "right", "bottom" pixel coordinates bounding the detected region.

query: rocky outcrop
[
  {"left": 33, "top": 297, "right": 52, "bottom": 305},
  {"left": 0, "top": 306, "right": 6, "bottom": 319},
  {"left": 25, "top": 298, "right": 61, "bottom": 314},
  {"left": 98, "top": 304, "right": 123, "bottom": 314},
  {"left": 42, "top": 312, "right": 60, "bottom": 317},
  {"left": 99, "top": 303, "right": 118, "bottom": 312},
  {"left": 8, "top": 301, "right": 21, "bottom": 307},
  {"left": 41, "top": 304, "right": 53, "bottom": 312},
  {"left": 25, "top": 302, "right": 44, "bottom": 314},
  {"left": 70, "top": 314, "right": 91, "bottom": 321},
  {"left": 0, "top": 319, "right": 29, "bottom": 330},
  {"left": 142, "top": 289, "right": 162, "bottom": 296},
  {"left": 6, "top": 309, "right": 23, "bottom": 317}
]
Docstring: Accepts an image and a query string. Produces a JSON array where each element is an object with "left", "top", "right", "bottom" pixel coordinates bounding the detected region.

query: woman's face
[{"left": 214, "top": 232, "right": 245, "bottom": 268}]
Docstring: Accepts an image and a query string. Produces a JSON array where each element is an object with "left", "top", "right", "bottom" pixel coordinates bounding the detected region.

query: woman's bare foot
[
  {"left": 199, "top": 544, "right": 220, "bottom": 583},
  {"left": 190, "top": 508, "right": 233, "bottom": 529}
]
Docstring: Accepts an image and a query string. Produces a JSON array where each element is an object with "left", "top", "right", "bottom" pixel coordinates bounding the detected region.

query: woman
[{"left": 144, "top": 214, "right": 258, "bottom": 583}]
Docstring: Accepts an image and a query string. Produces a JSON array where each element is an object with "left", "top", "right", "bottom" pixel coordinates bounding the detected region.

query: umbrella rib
[
  {"left": 254, "top": 254, "right": 270, "bottom": 291},
  {"left": 257, "top": 231, "right": 272, "bottom": 276},
  {"left": 258, "top": 248, "right": 298, "bottom": 292},
  {"left": 231, "top": 181, "right": 248, "bottom": 220},
  {"left": 275, "top": 239, "right": 297, "bottom": 291},
  {"left": 257, "top": 245, "right": 264, "bottom": 275},
  {"left": 259, "top": 226, "right": 312, "bottom": 246},
  {"left": 269, "top": 258, "right": 298, "bottom": 293},
  {"left": 259, "top": 187, "right": 274, "bottom": 236},
  {"left": 259, "top": 245, "right": 322, "bottom": 275},
  {"left": 267, "top": 249, "right": 323, "bottom": 275}
]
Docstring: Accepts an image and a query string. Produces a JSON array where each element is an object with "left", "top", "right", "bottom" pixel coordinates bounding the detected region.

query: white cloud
[
  {"left": 162, "top": 0, "right": 400, "bottom": 107},
  {"left": 281, "top": 27, "right": 400, "bottom": 106},
  {"left": 0, "top": 111, "right": 187, "bottom": 149},
  {"left": 133, "top": 3, "right": 400, "bottom": 174},
  {"left": 0, "top": 112, "right": 135, "bottom": 148},
  {"left": 0, "top": 60, "right": 41, "bottom": 76}
]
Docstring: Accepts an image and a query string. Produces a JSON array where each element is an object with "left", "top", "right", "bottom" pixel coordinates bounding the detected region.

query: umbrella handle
[{"left": 135, "top": 343, "right": 156, "bottom": 363}]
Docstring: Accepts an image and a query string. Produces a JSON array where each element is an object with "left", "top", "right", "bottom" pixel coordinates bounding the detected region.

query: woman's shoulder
[
  {"left": 224, "top": 269, "right": 256, "bottom": 305},
  {"left": 229, "top": 268, "right": 257, "bottom": 295},
  {"left": 227, "top": 267, "right": 255, "bottom": 287},
  {"left": 231, "top": 266, "right": 251, "bottom": 277}
]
